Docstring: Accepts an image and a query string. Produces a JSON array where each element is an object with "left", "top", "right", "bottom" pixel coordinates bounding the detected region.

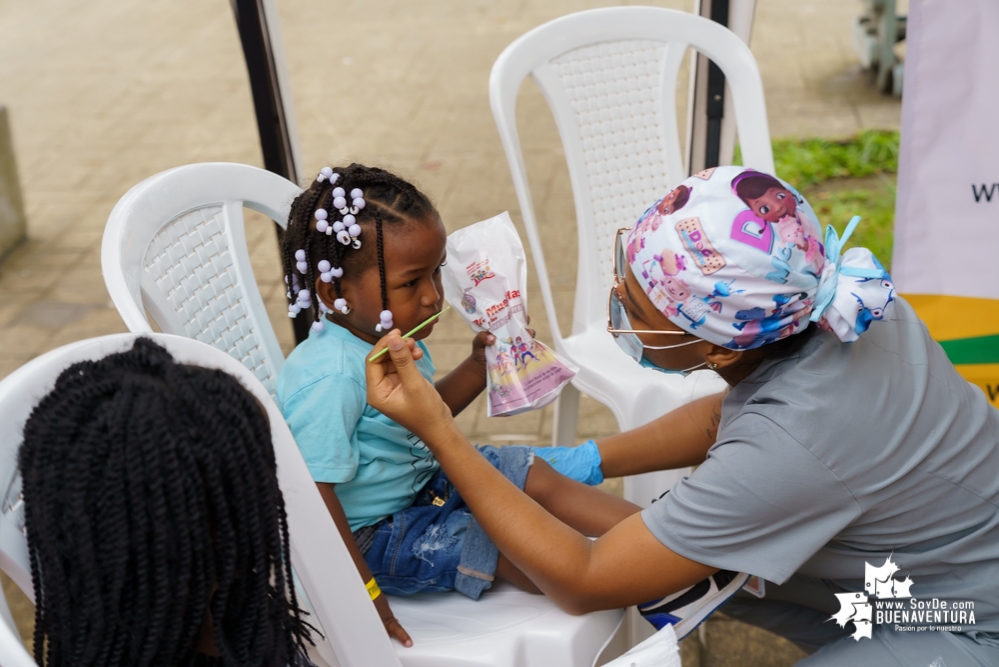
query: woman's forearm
[
  {"left": 419, "top": 420, "right": 714, "bottom": 612},
  {"left": 596, "top": 391, "right": 726, "bottom": 478}
]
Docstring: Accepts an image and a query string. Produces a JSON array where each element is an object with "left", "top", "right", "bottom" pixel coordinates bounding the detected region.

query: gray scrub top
[{"left": 643, "top": 297, "right": 999, "bottom": 636}]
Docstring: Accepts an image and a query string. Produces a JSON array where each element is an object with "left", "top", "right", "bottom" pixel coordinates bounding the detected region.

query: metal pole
[
  {"left": 686, "top": 0, "right": 757, "bottom": 174},
  {"left": 703, "top": 0, "right": 730, "bottom": 169},
  {"left": 230, "top": 0, "right": 310, "bottom": 344}
]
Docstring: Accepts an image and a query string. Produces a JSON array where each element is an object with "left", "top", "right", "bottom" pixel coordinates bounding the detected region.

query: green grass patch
[
  {"left": 803, "top": 180, "right": 896, "bottom": 267},
  {"left": 770, "top": 130, "right": 899, "bottom": 187},
  {"left": 735, "top": 130, "right": 900, "bottom": 268}
]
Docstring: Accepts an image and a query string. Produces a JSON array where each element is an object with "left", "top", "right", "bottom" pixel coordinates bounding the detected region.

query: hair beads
[
  {"left": 315, "top": 208, "right": 329, "bottom": 233},
  {"left": 375, "top": 309, "right": 394, "bottom": 333},
  {"left": 281, "top": 163, "right": 438, "bottom": 335}
]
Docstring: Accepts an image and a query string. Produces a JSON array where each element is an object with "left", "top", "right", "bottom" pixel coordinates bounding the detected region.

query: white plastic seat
[
  {"left": 0, "top": 606, "right": 34, "bottom": 667},
  {"left": 490, "top": 6, "right": 774, "bottom": 507},
  {"left": 101, "top": 162, "right": 302, "bottom": 396},
  {"left": 0, "top": 334, "right": 625, "bottom": 667}
]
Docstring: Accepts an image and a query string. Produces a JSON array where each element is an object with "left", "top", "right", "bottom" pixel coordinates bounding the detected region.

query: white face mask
[
  {"left": 609, "top": 288, "right": 706, "bottom": 376},
  {"left": 637, "top": 353, "right": 707, "bottom": 377}
]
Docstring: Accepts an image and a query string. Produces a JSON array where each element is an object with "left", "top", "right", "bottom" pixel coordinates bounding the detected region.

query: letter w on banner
[{"left": 893, "top": 0, "right": 999, "bottom": 407}]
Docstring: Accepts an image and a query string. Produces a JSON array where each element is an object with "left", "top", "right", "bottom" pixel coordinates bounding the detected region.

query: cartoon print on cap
[
  {"left": 657, "top": 185, "right": 692, "bottom": 216},
  {"left": 729, "top": 292, "right": 811, "bottom": 349},
  {"left": 776, "top": 215, "right": 823, "bottom": 267},
  {"left": 734, "top": 172, "right": 798, "bottom": 224},
  {"left": 629, "top": 185, "right": 693, "bottom": 263},
  {"left": 839, "top": 257, "right": 894, "bottom": 336},
  {"left": 647, "top": 274, "right": 693, "bottom": 318},
  {"left": 676, "top": 217, "right": 726, "bottom": 275},
  {"left": 731, "top": 171, "right": 824, "bottom": 277},
  {"left": 644, "top": 256, "right": 730, "bottom": 328},
  {"left": 624, "top": 166, "right": 894, "bottom": 349},
  {"left": 850, "top": 290, "right": 894, "bottom": 336},
  {"left": 642, "top": 248, "right": 686, "bottom": 285}
]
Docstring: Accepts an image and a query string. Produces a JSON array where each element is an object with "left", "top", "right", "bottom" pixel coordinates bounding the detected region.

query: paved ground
[{"left": 0, "top": 0, "right": 899, "bottom": 663}]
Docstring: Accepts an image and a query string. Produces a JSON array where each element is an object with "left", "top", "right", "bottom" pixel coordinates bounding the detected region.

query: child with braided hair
[
  {"left": 277, "top": 164, "right": 638, "bottom": 646},
  {"left": 18, "top": 338, "right": 315, "bottom": 667}
]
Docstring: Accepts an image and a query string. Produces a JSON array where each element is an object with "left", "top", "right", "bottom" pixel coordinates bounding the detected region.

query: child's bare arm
[
  {"left": 434, "top": 331, "right": 493, "bottom": 416},
  {"left": 315, "top": 482, "right": 413, "bottom": 647}
]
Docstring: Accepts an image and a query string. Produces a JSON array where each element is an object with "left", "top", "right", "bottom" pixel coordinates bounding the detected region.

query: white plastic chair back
[
  {"left": 0, "top": 494, "right": 34, "bottom": 667},
  {"left": 0, "top": 335, "right": 624, "bottom": 667},
  {"left": 101, "top": 163, "right": 302, "bottom": 396},
  {"left": 490, "top": 7, "right": 772, "bottom": 506},
  {"left": 0, "top": 593, "right": 35, "bottom": 667}
]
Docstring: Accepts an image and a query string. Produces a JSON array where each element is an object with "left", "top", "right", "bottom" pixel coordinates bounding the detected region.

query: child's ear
[{"left": 315, "top": 279, "right": 338, "bottom": 310}]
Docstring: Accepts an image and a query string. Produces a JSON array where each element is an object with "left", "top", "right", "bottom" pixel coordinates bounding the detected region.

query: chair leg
[{"left": 551, "top": 383, "right": 580, "bottom": 447}]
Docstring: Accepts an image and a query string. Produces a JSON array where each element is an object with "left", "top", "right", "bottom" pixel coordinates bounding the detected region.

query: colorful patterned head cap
[{"left": 625, "top": 166, "right": 895, "bottom": 349}]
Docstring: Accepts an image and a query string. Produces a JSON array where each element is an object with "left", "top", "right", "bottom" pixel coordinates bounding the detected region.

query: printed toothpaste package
[{"left": 442, "top": 212, "right": 577, "bottom": 417}]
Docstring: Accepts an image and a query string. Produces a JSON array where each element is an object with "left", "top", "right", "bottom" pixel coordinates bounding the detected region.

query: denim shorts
[{"left": 358, "top": 445, "right": 533, "bottom": 600}]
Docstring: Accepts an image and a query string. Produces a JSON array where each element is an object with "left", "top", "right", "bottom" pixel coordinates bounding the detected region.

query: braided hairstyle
[
  {"left": 18, "top": 338, "right": 315, "bottom": 667},
  {"left": 281, "top": 163, "right": 437, "bottom": 329}
]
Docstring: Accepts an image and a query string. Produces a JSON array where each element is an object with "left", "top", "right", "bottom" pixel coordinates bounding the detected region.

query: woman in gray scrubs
[{"left": 366, "top": 166, "right": 999, "bottom": 666}]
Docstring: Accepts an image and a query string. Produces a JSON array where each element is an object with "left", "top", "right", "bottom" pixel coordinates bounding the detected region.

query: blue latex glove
[{"left": 529, "top": 439, "right": 604, "bottom": 486}]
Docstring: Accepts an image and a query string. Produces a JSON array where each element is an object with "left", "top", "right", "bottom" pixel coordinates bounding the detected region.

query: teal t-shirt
[{"left": 276, "top": 321, "right": 439, "bottom": 531}]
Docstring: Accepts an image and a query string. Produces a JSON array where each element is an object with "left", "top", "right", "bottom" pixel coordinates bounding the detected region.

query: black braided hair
[
  {"left": 281, "top": 163, "right": 438, "bottom": 327},
  {"left": 18, "top": 338, "right": 315, "bottom": 667}
]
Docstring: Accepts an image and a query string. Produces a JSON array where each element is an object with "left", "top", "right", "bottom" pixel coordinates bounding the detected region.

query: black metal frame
[
  {"left": 703, "top": 0, "right": 730, "bottom": 169},
  {"left": 230, "top": 0, "right": 310, "bottom": 344}
]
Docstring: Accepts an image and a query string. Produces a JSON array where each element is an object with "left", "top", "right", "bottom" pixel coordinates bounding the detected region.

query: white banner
[{"left": 893, "top": 0, "right": 999, "bottom": 406}]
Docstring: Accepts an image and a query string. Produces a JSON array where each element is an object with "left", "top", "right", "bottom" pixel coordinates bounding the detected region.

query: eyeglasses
[{"left": 607, "top": 227, "right": 690, "bottom": 340}]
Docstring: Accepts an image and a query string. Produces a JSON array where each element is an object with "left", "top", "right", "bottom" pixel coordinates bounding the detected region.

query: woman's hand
[{"left": 367, "top": 330, "right": 454, "bottom": 441}]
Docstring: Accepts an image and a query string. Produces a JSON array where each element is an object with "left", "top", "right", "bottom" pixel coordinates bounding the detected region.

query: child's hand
[
  {"left": 470, "top": 331, "right": 496, "bottom": 368},
  {"left": 375, "top": 595, "right": 413, "bottom": 647},
  {"left": 471, "top": 315, "right": 534, "bottom": 368}
]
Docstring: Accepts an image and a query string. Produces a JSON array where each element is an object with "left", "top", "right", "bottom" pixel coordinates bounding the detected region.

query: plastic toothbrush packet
[{"left": 442, "top": 212, "right": 576, "bottom": 417}]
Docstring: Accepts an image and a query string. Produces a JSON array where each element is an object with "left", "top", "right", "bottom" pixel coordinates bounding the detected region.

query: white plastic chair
[
  {"left": 0, "top": 613, "right": 32, "bottom": 667},
  {"left": 490, "top": 6, "right": 774, "bottom": 508},
  {"left": 0, "top": 575, "right": 34, "bottom": 667},
  {"left": 0, "top": 334, "right": 626, "bottom": 667},
  {"left": 101, "top": 162, "right": 302, "bottom": 396}
]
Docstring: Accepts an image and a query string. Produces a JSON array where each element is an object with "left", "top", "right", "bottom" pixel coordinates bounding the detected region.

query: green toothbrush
[{"left": 368, "top": 305, "right": 451, "bottom": 362}]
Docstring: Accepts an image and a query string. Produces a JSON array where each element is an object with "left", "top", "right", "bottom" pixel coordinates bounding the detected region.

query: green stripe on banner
[{"left": 939, "top": 334, "right": 999, "bottom": 365}]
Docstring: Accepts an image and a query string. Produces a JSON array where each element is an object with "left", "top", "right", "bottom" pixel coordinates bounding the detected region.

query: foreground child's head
[
  {"left": 18, "top": 338, "right": 313, "bottom": 667},
  {"left": 283, "top": 164, "right": 446, "bottom": 344}
]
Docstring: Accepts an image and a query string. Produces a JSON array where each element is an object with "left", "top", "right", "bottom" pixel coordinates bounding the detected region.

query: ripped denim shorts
[{"left": 356, "top": 445, "right": 533, "bottom": 600}]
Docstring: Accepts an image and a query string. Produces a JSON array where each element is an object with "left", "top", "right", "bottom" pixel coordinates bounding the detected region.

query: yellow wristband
[{"left": 365, "top": 577, "right": 382, "bottom": 601}]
